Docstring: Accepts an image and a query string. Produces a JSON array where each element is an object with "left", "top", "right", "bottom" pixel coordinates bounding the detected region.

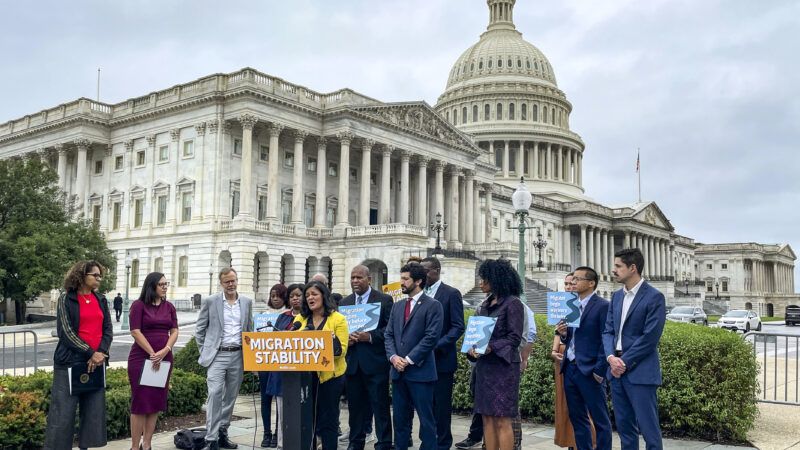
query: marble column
[
  {"left": 587, "top": 227, "right": 594, "bottom": 269},
  {"left": 237, "top": 115, "right": 257, "bottom": 218},
  {"left": 580, "top": 225, "right": 587, "bottom": 266},
  {"left": 577, "top": 152, "right": 583, "bottom": 186},
  {"left": 563, "top": 227, "right": 571, "bottom": 268},
  {"left": 434, "top": 160, "right": 445, "bottom": 219},
  {"left": 600, "top": 229, "right": 608, "bottom": 277},
  {"left": 594, "top": 227, "right": 602, "bottom": 273},
  {"left": 458, "top": 175, "right": 466, "bottom": 242},
  {"left": 484, "top": 183, "right": 493, "bottom": 242},
  {"left": 502, "top": 141, "right": 509, "bottom": 177},
  {"left": 290, "top": 130, "right": 307, "bottom": 224},
  {"left": 314, "top": 138, "right": 327, "bottom": 228},
  {"left": 489, "top": 141, "right": 496, "bottom": 169},
  {"left": 624, "top": 231, "right": 631, "bottom": 249},
  {"left": 56, "top": 144, "right": 67, "bottom": 193},
  {"left": 266, "top": 123, "right": 283, "bottom": 222},
  {"left": 465, "top": 171, "right": 474, "bottom": 244},
  {"left": 473, "top": 184, "right": 482, "bottom": 244},
  {"left": 449, "top": 167, "right": 461, "bottom": 245},
  {"left": 609, "top": 232, "right": 616, "bottom": 272},
  {"left": 336, "top": 131, "right": 354, "bottom": 226},
  {"left": 647, "top": 237, "right": 655, "bottom": 278},
  {"left": 380, "top": 146, "right": 393, "bottom": 224},
  {"left": 399, "top": 150, "right": 410, "bottom": 225},
  {"left": 74, "top": 139, "right": 90, "bottom": 212},
  {"left": 359, "top": 139, "right": 374, "bottom": 226},
  {"left": 557, "top": 144, "right": 564, "bottom": 182},
  {"left": 416, "top": 156, "right": 429, "bottom": 226},
  {"left": 545, "top": 143, "right": 552, "bottom": 180},
  {"left": 532, "top": 141, "right": 539, "bottom": 179},
  {"left": 515, "top": 142, "right": 524, "bottom": 177}
]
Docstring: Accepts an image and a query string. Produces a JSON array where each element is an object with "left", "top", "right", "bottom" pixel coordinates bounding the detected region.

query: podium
[{"left": 242, "top": 331, "right": 334, "bottom": 450}]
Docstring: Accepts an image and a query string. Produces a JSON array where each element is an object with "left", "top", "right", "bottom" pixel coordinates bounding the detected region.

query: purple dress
[
  {"left": 128, "top": 299, "right": 178, "bottom": 414},
  {"left": 473, "top": 295, "right": 524, "bottom": 417}
]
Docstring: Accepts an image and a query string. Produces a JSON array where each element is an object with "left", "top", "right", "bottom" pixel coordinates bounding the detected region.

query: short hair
[
  {"left": 218, "top": 267, "right": 237, "bottom": 281},
  {"left": 477, "top": 259, "right": 522, "bottom": 297},
  {"left": 615, "top": 248, "right": 645, "bottom": 275},
  {"left": 63, "top": 260, "right": 105, "bottom": 291},
  {"left": 269, "top": 283, "right": 289, "bottom": 308},
  {"left": 300, "top": 280, "right": 337, "bottom": 318},
  {"left": 406, "top": 256, "right": 424, "bottom": 264},
  {"left": 573, "top": 266, "right": 598, "bottom": 289},
  {"left": 331, "top": 292, "right": 343, "bottom": 307},
  {"left": 565, "top": 272, "right": 574, "bottom": 278},
  {"left": 138, "top": 272, "right": 166, "bottom": 305},
  {"left": 400, "top": 263, "right": 427, "bottom": 289},
  {"left": 286, "top": 283, "right": 306, "bottom": 298},
  {"left": 311, "top": 273, "right": 329, "bottom": 285},
  {"left": 421, "top": 256, "right": 441, "bottom": 270}
]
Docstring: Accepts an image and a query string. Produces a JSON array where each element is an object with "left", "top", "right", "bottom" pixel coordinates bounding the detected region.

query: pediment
[
  {"left": 633, "top": 202, "right": 673, "bottom": 231},
  {"left": 778, "top": 244, "right": 796, "bottom": 260},
  {"left": 349, "top": 102, "right": 477, "bottom": 151}
]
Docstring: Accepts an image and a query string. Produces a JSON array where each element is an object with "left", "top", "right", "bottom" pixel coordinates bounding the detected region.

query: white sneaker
[
  {"left": 365, "top": 433, "right": 377, "bottom": 444},
  {"left": 338, "top": 432, "right": 349, "bottom": 442}
]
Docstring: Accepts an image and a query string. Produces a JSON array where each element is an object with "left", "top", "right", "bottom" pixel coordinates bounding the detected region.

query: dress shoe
[
  {"left": 455, "top": 437, "right": 483, "bottom": 449},
  {"left": 218, "top": 432, "right": 238, "bottom": 449},
  {"left": 261, "top": 432, "right": 272, "bottom": 448},
  {"left": 269, "top": 432, "right": 278, "bottom": 447},
  {"left": 201, "top": 441, "right": 220, "bottom": 450}
]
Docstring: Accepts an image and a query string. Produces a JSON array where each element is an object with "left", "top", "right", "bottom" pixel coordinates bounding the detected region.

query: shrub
[
  {"left": 0, "top": 391, "right": 47, "bottom": 449},
  {"left": 174, "top": 337, "right": 259, "bottom": 394},
  {"left": 452, "top": 310, "right": 758, "bottom": 442}
]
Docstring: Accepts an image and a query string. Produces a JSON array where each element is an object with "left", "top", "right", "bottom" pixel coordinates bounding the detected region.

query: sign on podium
[{"left": 242, "top": 331, "right": 334, "bottom": 372}]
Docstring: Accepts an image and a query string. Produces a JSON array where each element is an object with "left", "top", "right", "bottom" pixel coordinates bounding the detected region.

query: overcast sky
[{"left": 2, "top": 0, "right": 798, "bottom": 291}]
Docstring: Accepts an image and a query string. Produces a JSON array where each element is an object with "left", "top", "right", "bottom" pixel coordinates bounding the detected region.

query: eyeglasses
[
  {"left": 221, "top": 280, "right": 237, "bottom": 285},
  {"left": 158, "top": 282, "right": 170, "bottom": 288},
  {"left": 87, "top": 273, "right": 102, "bottom": 280},
  {"left": 572, "top": 277, "right": 592, "bottom": 282}
]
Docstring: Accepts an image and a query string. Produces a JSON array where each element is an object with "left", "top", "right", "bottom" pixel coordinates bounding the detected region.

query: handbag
[
  {"left": 174, "top": 428, "right": 207, "bottom": 450},
  {"left": 68, "top": 362, "right": 105, "bottom": 395}
]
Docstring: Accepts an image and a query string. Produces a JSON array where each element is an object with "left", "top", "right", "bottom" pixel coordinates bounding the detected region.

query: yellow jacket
[{"left": 293, "top": 311, "right": 348, "bottom": 382}]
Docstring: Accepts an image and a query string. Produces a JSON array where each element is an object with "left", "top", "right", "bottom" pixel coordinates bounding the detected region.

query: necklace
[{"left": 80, "top": 294, "right": 92, "bottom": 304}]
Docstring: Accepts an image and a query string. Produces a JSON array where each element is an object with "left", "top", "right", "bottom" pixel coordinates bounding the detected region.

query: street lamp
[
  {"left": 532, "top": 230, "right": 548, "bottom": 269},
  {"left": 430, "top": 212, "right": 448, "bottom": 256},
  {"left": 121, "top": 252, "right": 133, "bottom": 331},
  {"left": 209, "top": 263, "right": 214, "bottom": 295},
  {"left": 715, "top": 281, "right": 720, "bottom": 300},
  {"left": 684, "top": 279, "right": 690, "bottom": 295},
  {"left": 512, "top": 177, "right": 534, "bottom": 302}
]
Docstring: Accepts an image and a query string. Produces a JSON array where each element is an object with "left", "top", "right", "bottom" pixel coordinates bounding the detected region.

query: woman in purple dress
[
  {"left": 467, "top": 259, "right": 524, "bottom": 450},
  {"left": 128, "top": 272, "right": 179, "bottom": 450}
]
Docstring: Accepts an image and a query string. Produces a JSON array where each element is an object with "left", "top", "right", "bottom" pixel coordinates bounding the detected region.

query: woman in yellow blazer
[{"left": 293, "top": 280, "right": 348, "bottom": 450}]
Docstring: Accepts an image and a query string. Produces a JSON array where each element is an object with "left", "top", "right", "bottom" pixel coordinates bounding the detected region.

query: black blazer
[
  {"left": 432, "top": 282, "right": 465, "bottom": 373},
  {"left": 560, "top": 293, "right": 610, "bottom": 377},
  {"left": 340, "top": 289, "right": 394, "bottom": 376},
  {"left": 53, "top": 289, "right": 113, "bottom": 369},
  {"left": 384, "top": 293, "right": 443, "bottom": 382}
]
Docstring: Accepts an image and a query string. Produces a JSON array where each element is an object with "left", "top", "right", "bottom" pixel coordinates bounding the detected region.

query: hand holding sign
[
  {"left": 339, "top": 304, "right": 381, "bottom": 333},
  {"left": 547, "top": 292, "right": 581, "bottom": 327},
  {"left": 461, "top": 316, "right": 497, "bottom": 355}
]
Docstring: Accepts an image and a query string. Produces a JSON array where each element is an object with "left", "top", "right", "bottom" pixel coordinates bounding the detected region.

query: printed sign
[
  {"left": 339, "top": 303, "right": 381, "bottom": 332},
  {"left": 382, "top": 281, "right": 404, "bottom": 303},
  {"left": 460, "top": 316, "right": 498, "bottom": 354},
  {"left": 547, "top": 292, "right": 581, "bottom": 327},
  {"left": 242, "top": 331, "right": 334, "bottom": 372},
  {"left": 253, "top": 312, "right": 281, "bottom": 331}
]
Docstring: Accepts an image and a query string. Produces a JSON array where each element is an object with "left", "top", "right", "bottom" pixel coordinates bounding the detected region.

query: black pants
[
  {"left": 313, "top": 374, "right": 345, "bottom": 450},
  {"left": 43, "top": 368, "right": 107, "bottom": 450},
  {"left": 114, "top": 308, "right": 122, "bottom": 321},
  {"left": 434, "top": 371, "right": 455, "bottom": 450},
  {"left": 258, "top": 372, "right": 274, "bottom": 434},
  {"left": 346, "top": 368, "right": 392, "bottom": 450}
]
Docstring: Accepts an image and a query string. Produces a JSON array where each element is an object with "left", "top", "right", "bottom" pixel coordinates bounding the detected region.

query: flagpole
[
  {"left": 637, "top": 148, "right": 641, "bottom": 203},
  {"left": 96, "top": 68, "right": 100, "bottom": 102}
]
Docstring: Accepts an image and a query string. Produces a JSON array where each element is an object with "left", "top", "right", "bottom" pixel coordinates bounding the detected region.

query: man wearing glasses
[
  {"left": 556, "top": 266, "right": 612, "bottom": 450},
  {"left": 196, "top": 268, "right": 254, "bottom": 450}
]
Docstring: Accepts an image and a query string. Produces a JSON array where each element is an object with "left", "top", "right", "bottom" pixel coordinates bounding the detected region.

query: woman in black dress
[{"left": 467, "top": 259, "right": 524, "bottom": 450}]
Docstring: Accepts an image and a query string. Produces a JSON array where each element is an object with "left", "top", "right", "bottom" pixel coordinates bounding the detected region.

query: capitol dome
[{"left": 435, "top": 0, "right": 587, "bottom": 201}]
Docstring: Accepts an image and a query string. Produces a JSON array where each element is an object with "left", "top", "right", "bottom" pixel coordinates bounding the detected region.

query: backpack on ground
[{"left": 174, "top": 427, "right": 207, "bottom": 450}]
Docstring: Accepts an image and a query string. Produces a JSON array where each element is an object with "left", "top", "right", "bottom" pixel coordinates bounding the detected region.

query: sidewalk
[{"left": 102, "top": 395, "right": 758, "bottom": 450}]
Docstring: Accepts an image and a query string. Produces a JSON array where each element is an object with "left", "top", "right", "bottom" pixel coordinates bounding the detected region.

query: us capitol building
[{"left": 1, "top": 0, "right": 796, "bottom": 316}]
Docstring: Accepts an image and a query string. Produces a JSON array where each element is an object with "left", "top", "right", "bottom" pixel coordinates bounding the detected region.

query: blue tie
[{"left": 357, "top": 295, "right": 364, "bottom": 305}]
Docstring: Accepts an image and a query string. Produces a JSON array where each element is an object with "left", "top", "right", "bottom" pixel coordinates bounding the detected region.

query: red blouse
[{"left": 78, "top": 293, "right": 103, "bottom": 351}]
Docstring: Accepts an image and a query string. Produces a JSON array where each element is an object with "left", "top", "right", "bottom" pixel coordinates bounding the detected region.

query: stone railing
[
  {"left": 306, "top": 228, "right": 334, "bottom": 238},
  {"left": 346, "top": 223, "right": 428, "bottom": 238},
  {"left": 467, "top": 241, "right": 519, "bottom": 253},
  {"left": 217, "top": 219, "right": 233, "bottom": 231}
]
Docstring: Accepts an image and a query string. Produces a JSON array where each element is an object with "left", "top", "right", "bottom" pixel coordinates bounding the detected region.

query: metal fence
[
  {"left": 743, "top": 331, "right": 799, "bottom": 405},
  {"left": 0, "top": 330, "right": 38, "bottom": 376}
]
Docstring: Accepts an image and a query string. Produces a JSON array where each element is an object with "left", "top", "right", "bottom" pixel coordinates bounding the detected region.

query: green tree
[{"left": 0, "top": 156, "right": 115, "bottom": 324}]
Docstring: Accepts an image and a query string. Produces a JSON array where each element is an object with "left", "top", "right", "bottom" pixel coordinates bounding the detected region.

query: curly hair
[
  {"left": 477, "top": 258, "right": 522, "bottom": 298},
  {"left": 269, "top": 283, "right": 289, "bottom": 309},
  {"left": 300, "top": 280, "right": 337, "bottom": 319},
  {"left": 63, "top": 260, "right": 105, "bottom": 291}
]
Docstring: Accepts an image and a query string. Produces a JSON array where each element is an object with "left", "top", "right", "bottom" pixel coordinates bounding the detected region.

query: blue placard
[
  {"left": 547, "top": 292, "right": 581, "bottom": 327},
  {"left": 253, "top": 312, "right": 281, "bottom": 331},
  {"left": 339, "top": 303, "right": 381, "bottom": 332},
  {"left": 460, "top": 316, "right": 498, "bottom": 354}
]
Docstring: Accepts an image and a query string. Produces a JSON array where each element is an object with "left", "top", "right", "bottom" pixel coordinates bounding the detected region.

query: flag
[{"left": 635, "top": 149, "right": 640, "bottom": 173}]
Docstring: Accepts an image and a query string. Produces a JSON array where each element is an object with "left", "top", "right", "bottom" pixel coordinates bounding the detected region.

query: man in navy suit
[
  {"left": 556, "top": 266, "right": 612, "bottom": 450},
  {"left": 421, "top": 256, "right": 465, "bottom": 450},
  {"left": 340, "top": 265, "right": 394, "bottom": 450},
  {"left": 385, "top": 263, "right": 443, "bottom": 450},
  {"left": 603, "top": 248, "right": 666, "bottom": 450}
]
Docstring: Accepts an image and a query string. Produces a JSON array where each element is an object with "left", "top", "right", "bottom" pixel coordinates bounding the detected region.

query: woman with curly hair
[
  {"left": 467, "top": 259, "right": 525, "bottom": 450},
  {"left": 44, "top": 260, "right": 113, "bottom": 450}
]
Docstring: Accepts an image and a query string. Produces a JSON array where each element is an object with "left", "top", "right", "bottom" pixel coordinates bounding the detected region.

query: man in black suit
[
  {"left": 340, "top": 265, "right": 394, "bottom": 450},
  {"left": 385, "top": 263, "right": 443, "bottom": 450},
  {"left": 421, "top": 257, "right": 465, "bottom": 450},
  {"left": 112, "top": 293, "right": 123, "bottom": 322}
]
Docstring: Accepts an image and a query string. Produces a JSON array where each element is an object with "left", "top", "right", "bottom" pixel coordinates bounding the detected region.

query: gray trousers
[
  {"left": 205, "top": 350, "right": 244, "bottom": 441},
  {"left": 43, "top": 368, "right": 107, "bottom": 450}
]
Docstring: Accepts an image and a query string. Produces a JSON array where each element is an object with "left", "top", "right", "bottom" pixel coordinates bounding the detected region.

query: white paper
[{"left": 140, "top": 361, "right": 171, "bottom": 388}]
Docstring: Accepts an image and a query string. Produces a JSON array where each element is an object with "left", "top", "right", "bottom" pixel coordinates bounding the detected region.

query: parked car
[
  {"left": 786, "top": 305, "right": 800, "bottom": 326},
  {"left": 718, "top": 310, "right": 761, "bottom": 332},
  {"left": 666, "top": 306, "right": 708, "bottom": 326}
]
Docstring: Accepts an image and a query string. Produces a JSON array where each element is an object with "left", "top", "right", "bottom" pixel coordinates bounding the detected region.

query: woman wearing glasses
[
  {"left": 44, "top": 260, "right": 113, "bottom": 450},
  {"left": 128, "top": 272, "right": 179, "bottom": 450}
]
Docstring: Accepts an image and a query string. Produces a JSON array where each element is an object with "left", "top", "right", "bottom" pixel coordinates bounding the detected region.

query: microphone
[
  {"left": 256, "top": 321, "right": 274, "bottom": 332},
  {"left": 291, "top": 321, "right": 302, "bottom": 331}
]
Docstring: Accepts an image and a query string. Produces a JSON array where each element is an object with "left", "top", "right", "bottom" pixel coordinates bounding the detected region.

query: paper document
[{"left": 140, "top": 361, "right": 171, "bottom": 388}]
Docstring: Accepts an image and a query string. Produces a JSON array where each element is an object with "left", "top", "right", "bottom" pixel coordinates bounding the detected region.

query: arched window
[
  {"left": 452, "top": 108, "right": 458, "bottom": 124},
  {"left": 470, "top": 62, "right": 474, "bottom": 72},
  {"left": 517, "top": 58, "right": 522, "bottom": 68},
  {"left": 526, "top": 59, "right": 531, "bottom": 69},
  {"left": 543, "top": 107, "right": 548, "bottom": 123},
  {"left": 484, "top": 104, "right": 490, "bottom": 121},
  {"left": 446, "top": 110, "right": 450, "bottom": 122},
  {"left": 521, "top": 104, "right": 527, "bottom": 120},
  {"left": 496, "top": 103, "right": 503, "bottom": 120},
  {"left": 488, "top": 59, "right": 493, "bottom": 69},
  {"left": 473, "top": 105, "right": 478, "bottom": 122},
  {"left": 507, "top": 58, "right": 512, "bottom": 68},
  {"left": 498, "top": 58, "right": 503, "bottom": 68},
  {"left": 532, "top": 104, "right": 538, "bottom": 121},
  {"left": 534, "top": 61, "right": 539, "bottom": 71},
  {"left": 509, "top": 103, "right": 515, "bottom": 120},
  {"left": 551, "top": 107, "right": 556, "bottom": 124},
  {"left": 479, "top": 59, "right": 484, "bottom": 70},
  {"left": 462, "top": 106, "right": 468, "bottom": 124}
]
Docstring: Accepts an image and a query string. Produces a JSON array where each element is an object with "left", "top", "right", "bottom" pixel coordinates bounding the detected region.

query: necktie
[
  {"left": 568, "top": 302, "right": 585, "bottom": 361},
  {"left": 357, "top": 295, "right": 363, "bottom": 305},
  {"left": 404, "top": 298, "right": 412, "bottom": 322}
]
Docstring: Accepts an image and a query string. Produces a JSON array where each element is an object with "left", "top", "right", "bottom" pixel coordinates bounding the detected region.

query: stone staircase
[{"left": 461, "top": 278, "right": 555, "bottom": 314}]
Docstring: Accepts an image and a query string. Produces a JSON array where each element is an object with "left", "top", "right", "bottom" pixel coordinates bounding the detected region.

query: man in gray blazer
[{"left": 196, "top": 267, "right": 254, "bottom": 450}]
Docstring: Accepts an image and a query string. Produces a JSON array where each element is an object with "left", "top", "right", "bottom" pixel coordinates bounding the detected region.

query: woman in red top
[{"left": 44, "top": 260, "right": 113, "bottom": 450}]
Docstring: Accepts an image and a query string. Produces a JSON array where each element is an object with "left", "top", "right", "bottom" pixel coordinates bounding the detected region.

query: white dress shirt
[
  {"left": 616, "top": 278, "right": 645, "bottom": 352},
  {"left": 222, "top": 296, "right": 242, "bottom": 346},
  {"left": 356, "top": 286, "right": 372, "bottom": 304},
  {"left": 424, "top": 279, "right": 442, "bottom": 298},
  {"left": 397, "top": 290, "right": 424, "bottom": 365}
]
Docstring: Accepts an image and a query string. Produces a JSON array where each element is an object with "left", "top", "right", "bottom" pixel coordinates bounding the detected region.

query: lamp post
[
  {"left": 512, "top": 178, "right": 534, "bottom": 303},
  {"left": 715, "top": 281, "right": 720, "bottom": 300},
  {"left": 532, "top": 230, "right": 548, "bottom": 269},
  {"left": 209, "top": 263, "right": 214, "bottom": 295},
  {"left": 430, "top": 212, "right": 448, "bottom": 256},
  {"left": 684, "top": 279, "right": 690, "bottom": 295},
  {"left": 121, "top": 252, "right": 133, "bottom": 331}
]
